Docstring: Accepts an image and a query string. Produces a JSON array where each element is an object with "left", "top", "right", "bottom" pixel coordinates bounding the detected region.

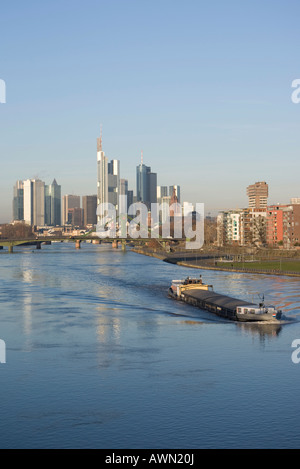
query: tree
[{"left": 0, "top": 223, "right": 34, "bottom": 239}]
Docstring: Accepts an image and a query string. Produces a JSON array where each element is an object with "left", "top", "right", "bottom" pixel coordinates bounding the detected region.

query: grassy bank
[{"left": 215, "top": 260, "right": 300, "bottom": 273}]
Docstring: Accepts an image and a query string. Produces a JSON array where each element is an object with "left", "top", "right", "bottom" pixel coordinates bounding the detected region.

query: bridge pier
[
  {"left": 112, "top": 240, "right": 118, "bottom": 249},
  {"left": 8, "top": 245, "right": 13, "bottom": 253},
  {"left": 36, "top": 242, "right": 41, "bottom": 250},
  {"left": 0, "top": 246, "right": 3, "bottom": 250},
  {"left": 121, "top": 240, "right": 126, "bottom": 252},
  {"left": 75, "top": 240, "right": 81, "bottom": 249}
]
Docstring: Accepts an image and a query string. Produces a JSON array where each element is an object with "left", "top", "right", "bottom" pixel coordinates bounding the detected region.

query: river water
[{"left": 0, "top": 243, "right": 300, "bottom": 449}]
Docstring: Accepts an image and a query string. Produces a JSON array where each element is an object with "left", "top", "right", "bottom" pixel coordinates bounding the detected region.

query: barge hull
[
  {"left": 179, "top": 289, "right": 253, "bottom": 321},
  {"left": 171, "top": 288, "right": 280, "bottom": 322}
]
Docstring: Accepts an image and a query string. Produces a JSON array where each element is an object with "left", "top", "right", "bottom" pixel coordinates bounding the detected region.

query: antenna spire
[
  {"left": 97, "top": 124, "right": 103, "bottom": 152},
  {"left": 141, "top": 150, "right": 143, "bottom": 165}
]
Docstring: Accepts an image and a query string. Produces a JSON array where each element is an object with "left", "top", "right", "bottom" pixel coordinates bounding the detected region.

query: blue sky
[{"left": 1, "top": 0, "right": 300, "bottom": 222}]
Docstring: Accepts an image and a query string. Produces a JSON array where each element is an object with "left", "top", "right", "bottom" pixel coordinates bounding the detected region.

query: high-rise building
[
  {"left": 68, "top": 207, "right": 84, "bottom": 227},
  {"left": 97, "top": 129, "right": 108, "bottom": 220},
  {"left": 127, "top": 190, "right": 134, "bottom": 209},
  {"left": 148, "top": 172, "right": 157, "bottom": 206},
  {"left": 267, "top": 204, "right": 300, "bottom": 248},
  {"left": 45, "top": 179, "right": 61, "bottom": 226},
  {"left": 12, "top": 180, "right": 24, "bottom": 221},
  {"left": 62, "top": 195, "right": 81, "bottom": 225},
  {"left": 136, "top": 163, "right": 150, "bottom": 204},
  {"left": 291, "top": 198, "right": 300, "bottom": 204},
  {"left": 157, "top": 186, "right": 168, "bottom": 204},
  {"left": 136, "top": 156, "right": 157, "bottom": 209},
  {"left": 217, "top": 210, "right": 243, "bottom": 246},
  {"left": 119, "top": 179, "right": 128, "bottom": 213},
  {"left": 239, "top": 208, "right": 267, "bottom": 246},
  {"left": 247, "top": 181, "right": 268, "bottom": 209},
  {"left": 108, "top": 159, "right": 120, "bottom": 214},
  {"left": 82, "top": 195, "right": 97, "bottom": 226},
  {"left": 23, "top": 179, "right": 45, "bottom": 226}
]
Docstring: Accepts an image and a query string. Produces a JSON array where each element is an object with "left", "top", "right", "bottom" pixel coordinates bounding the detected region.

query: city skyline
[
  {"left": 1, "top": 1, "right": 300, "bottom": 223},
  {"left": 7, "top": 138, "right": 300, "bottom": 226}
]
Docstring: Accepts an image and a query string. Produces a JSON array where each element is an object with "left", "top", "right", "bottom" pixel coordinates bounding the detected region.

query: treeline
[{"left": 0, "top": 223, "right": 34, "bottom": 239}]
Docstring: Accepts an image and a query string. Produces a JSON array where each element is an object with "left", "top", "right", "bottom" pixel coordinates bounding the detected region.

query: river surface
[{"left": 0, "top": 243, "right": 300, "bottom": 449}]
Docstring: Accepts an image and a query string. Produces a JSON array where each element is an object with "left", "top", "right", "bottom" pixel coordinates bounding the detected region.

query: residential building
[
  {"left": 267, "top": 204, "right": 300, "bottom": 248},
  {"left": 247, "top": 181, "right": 269, "bottom": 209},
  {"left": 217, "top": 210, "right": 242, "bottom": 246},
  {"left": 240, "top": 208, "right": 267, "bottom": 246},
  {"left": 290, "top": 204, "right": 300, "bottom": 245}
]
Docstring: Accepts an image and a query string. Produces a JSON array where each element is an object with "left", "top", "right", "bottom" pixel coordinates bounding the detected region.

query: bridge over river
[{"left": 0, "top": 236, "right": 182, "bottom": 253}]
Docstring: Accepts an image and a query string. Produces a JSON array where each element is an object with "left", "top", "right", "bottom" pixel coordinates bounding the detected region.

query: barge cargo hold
[{"left": 168, "top": 277, "right": 283, "bottom": 322}]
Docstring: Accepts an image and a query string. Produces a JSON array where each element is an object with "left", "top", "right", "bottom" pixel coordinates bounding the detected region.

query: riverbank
[{"left": 132, "top": 248, "right": 300, "bottom": 277}]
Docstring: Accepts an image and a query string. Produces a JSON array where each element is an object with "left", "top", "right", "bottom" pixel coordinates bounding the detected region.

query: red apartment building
[{"left": 267, "top": 204, "right": 300, "bottom": 247}]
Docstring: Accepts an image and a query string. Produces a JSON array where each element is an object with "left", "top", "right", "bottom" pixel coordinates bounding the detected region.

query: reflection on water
[
  {"left": 237, "top": 322, "right": 283, "bottom": 340},
  {"left": 96, "top": 313, "right": 122, "bottom": 344},
  {"left": 1, "top": 243, "right": 300, "bottom": 449}
]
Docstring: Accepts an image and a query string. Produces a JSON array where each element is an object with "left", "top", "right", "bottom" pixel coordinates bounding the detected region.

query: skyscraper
[
  {"left": 119, "top": 179, "right": 128, "bottom": 213},
  {"left": 62, "top": 195, "right": 81, "bottom": 225},
  {"left": 108, "top": 159, "right": 120, "bottom": 214},
  {"left": 136, "top": 154, "right": 157, "bottom": 209},
  {"left": 157, "top": 186, "right": 168, "bottom": 203},
  {"left": 247, "top": 181, "right": 268, "bottom": 209},
  {"left": 23, "top": 179, "right": 45, "bottom": 226},
  {"left": 82, "top": 195, "right": 97, "bottom": 226},
  {"left": 12, "top": 180, "right": 24, "bottom": 221},
  {"left": 148, "top": 172, "right": 157, "bottom": 206},
  {"left": 67, "top": 207, "right": 84, "bottom": 227},
  {"left": 45, "top": 179, "right": 61, "bottom": 226},
  {"left": 97, "top": 128, "right": 108, "bottom": 220}
]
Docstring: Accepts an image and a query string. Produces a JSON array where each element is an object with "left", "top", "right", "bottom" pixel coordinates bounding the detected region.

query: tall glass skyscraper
[
  {"left": 108, "top": 159, "right": 120, "bottom": 215},
  {"left": 13, "top": 180, "right": 24, "bottom": 221},
  {"left": 23, "top": 179, "right": 45, "bottom": 226},
  {"left": 97, "top": 130, "right": 108, "bottom": 220},
  {"left": 45, "top": 179, "right": 61, "bottom": 226},
  {"left": 136, "top": 162, "right": 157, "bottom": 209}
]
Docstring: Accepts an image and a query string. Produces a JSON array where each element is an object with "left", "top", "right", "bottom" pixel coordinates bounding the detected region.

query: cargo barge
[{"left": 168, "top": 276, "right": 283, "bottom": 322}]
